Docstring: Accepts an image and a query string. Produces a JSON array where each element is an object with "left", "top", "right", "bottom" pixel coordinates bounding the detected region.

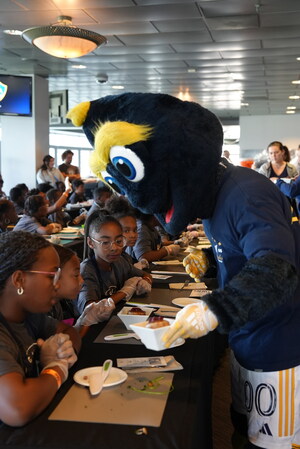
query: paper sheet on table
[
  {"left": 49, "top": 372, "right": 174, "bottom": 427},
  {"left": 151, "top": 270, "right": 189, "bottom": 276},
  {"left": 169, "top": 282, "right": 207, "bottom": 290},
  {"left": 152, "top": 260, "right": 182, "bottom": 265},
  {"left": 152, "top": 274, "right": 172, "bottom": 280},
  {"left": 118, "top": 356, "right": 183, "bottom": 373},
  {"left": 190, "top": 289, "right": 212, "bottom": 298}
]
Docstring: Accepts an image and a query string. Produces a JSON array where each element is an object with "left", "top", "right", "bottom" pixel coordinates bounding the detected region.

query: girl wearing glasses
[
  {"left": 105, "top": 195, "right": 150, "bottom": 269},
  {"left": 76, "top": 211, "right": 152, "bottom": 313},
  {"left": 50, "top": 245, "right": 115, "bottom": 333},
  {"left": 0, "top": 231, "right": 81, "bottom": 426}
]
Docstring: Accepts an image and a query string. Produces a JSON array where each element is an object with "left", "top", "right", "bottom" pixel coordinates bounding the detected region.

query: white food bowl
[
  {"left": 117, "top": 306, "right": 155, "bottom": 330},
  {"left": 130, "top": 318, "right": 175, "bottom": 351}
]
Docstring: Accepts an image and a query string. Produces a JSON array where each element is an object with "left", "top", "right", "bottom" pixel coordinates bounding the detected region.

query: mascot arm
[{"left": 202, "top": 253, "right": 298, "bottom": 334}]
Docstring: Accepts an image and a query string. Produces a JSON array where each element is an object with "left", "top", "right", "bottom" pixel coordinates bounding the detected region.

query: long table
[{"left": 0, "top": 260, "right": 224, "bottom": 449}]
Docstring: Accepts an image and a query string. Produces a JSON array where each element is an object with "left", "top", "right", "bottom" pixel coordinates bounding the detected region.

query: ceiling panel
[{"left": 0, "top": 0, "right": 299, "bottom": 121}]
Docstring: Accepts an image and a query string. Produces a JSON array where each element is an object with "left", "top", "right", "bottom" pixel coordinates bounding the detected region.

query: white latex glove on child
[
  {"left": 162, "top": 302, "right": 218, "bottom": 348},
  {"left": 37, "top": 333, "right": 76, "bottom": 381},
  {"left": 174, "top": 236, "right": 189, "bottom": 247},
  {"left": 165, "top": 244, "right": 181, "bottom": 256},
  {"left": 134, "top": 258, "right": 150, "bottom": 270},
  {"left": 118, "top": 276, "right": 142, "bottom": 300},
  {"left": 75, "top": 298, "right": 115, "bottom": 327},
  {"left": 135, "top": 278, "right": 152, "bottom": 295}
]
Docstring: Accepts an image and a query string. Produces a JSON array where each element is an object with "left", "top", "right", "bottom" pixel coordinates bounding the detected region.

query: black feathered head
[{"left": 67, "top": 93, "right": 223, "bottom": 235}]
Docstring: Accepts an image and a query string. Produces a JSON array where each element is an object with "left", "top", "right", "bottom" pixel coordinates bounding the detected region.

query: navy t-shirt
[{"left": 203, "top": 166, "right": 300, "bottom": 371}]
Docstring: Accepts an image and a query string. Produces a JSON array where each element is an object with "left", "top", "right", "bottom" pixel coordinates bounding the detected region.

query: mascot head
[{"left": 67, "top": 93, "right": 223, "bottom": 235}]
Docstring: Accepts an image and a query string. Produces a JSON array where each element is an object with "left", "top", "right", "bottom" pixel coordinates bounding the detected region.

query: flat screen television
[{"left": 0, "top": 75, "right": 32, "bottom": 116}]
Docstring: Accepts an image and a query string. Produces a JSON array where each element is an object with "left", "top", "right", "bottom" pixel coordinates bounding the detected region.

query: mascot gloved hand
[
  {"left": 162, "top": 302, "right": 218, "bottom": 348},
  {"left": 183, "top": 249, "right": 209, "bottom": 282}
]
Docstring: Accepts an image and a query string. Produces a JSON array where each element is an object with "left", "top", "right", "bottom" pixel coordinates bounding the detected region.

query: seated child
[
  {"left": 105, "top": 195, "right": 149, "bottom": 269},
  {"left": 88, "top": 185, "right": 114, "bottom": 216},
  {"left": 50, "top": 245, "right": 115, "bottom": 335},
  {"left": 0, "top": 200, "right": 18, "bottom": 232},
  {"left": 0, "top": 231, "right": 81, "bottom": 426},
  {"left": 13, "top": 195, "right": 61, "bottom": 235},
  {"left": 69, "top": 179, "right": 87, "bottom": 204},
  {"left": 76, "top": 211, "right": 152, "bottom": 313},
  {"left": 127, "top": 210, "right": 180, "bottom": 263}
]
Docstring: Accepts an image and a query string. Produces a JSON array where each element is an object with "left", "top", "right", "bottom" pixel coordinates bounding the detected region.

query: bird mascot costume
[{"left": 68, "top": 93, "right": 300, "bottom": 449}]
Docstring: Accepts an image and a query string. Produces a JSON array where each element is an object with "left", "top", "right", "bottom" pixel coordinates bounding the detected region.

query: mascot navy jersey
[
  {"left": 203, "top": 165, "right": 300, "bottom": 371},
  {"left": 67, "top": 92, "right": 300, "bottom": 375}
]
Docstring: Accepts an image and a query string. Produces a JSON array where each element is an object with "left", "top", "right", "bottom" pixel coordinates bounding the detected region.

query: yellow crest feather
[
  {"left": 90, "top": 121, "right": 153, "bottom": 181},
  {"left": 66, "top": 101, "right": 91, "bottom": 127}
]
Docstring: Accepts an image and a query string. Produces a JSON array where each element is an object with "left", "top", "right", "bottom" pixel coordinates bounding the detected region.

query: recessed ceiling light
[
  {"left": 241, "top": 103, "right": 249, "bottom": 107},
  {"left": 287, "top": 106, "right": 296, "bottom": 110},
  {"left": 289, "top": 95, "right": 300, "bottom": 99},
  {"left": 297, "top": 57, "right": 300, "bottom": 61},
  {"left": 187, "top": 68, "right": 196, "bottom": 73},
  {"left": 286, "top": 110, "right": 295, "bottom": 114},
  {"left": 3, "top": 29, "right": 22, "bottom": 35},
  {"left": 112, "top": 85, "right": 124, "bottom": 90},
  {"left": 292, "top": 80, "right": 300, "bottom": 84},
  {"left": 71, "top": 65, "right": 86, "bottom": 69}
]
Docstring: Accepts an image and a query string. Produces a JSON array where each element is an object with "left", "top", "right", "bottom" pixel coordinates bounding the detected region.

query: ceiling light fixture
[
  {"left": 286, "top": 110, "right": 295, "bottom": 114},
  {"left": 292, "top": 80, "right": 300, "bottom": 84},
  {"left": 287, "top": 106, "right": 296, "bottom": 110},
  {"left": 3, "top": 29, "right": 22, "bottom": 35},
  {"left": 22, "top": 16, "right": 107, "bottom": 59},
  {"left": 289, "top": 95, "right": 300, "bottom": 100},
  {"left": 111, "top": 85, "right": 124, "bottom": 90}
]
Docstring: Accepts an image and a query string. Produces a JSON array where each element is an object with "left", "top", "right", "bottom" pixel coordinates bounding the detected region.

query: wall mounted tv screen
[{"left": 0, "top": 75, "right": 32, "bottom": 116}]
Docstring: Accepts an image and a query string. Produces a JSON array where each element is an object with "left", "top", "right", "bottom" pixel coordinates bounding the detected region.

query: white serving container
[
  {"left": 129, "top": 318, "right": 175, "bottom": 351},
  {"left": 117, "top": 306, "right": 155, "bottom": 330}
]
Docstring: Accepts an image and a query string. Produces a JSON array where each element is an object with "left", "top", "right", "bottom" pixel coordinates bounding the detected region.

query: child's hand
[{"left": 119, "top": 277, "right": 141, "bottom": 300}]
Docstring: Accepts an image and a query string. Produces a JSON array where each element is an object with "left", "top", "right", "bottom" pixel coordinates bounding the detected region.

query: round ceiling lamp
[{"left": 22, "top": 16, "right": 107, "bottom": 59}]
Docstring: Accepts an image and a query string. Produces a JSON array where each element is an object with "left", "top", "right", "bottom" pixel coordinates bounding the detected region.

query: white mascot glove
[
  {"left": 75, "top": 298, "right": 115, "bottom": 327},
  {"left": 162, "top": 301, "right": 218, "bottom": 348},
  {"left": 165, "top": 244, "right": 181, "bottom": 256},
  {"left": 183, "top": 249, "right": 209, "bottom": 283},
  {"left": 135, "top": 278, "right": 152, "bottom": 295}
]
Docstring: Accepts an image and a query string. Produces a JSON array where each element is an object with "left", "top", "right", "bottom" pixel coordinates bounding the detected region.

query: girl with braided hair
[{"left": 0, "top": 231, "right": 81, "bottom": 427}]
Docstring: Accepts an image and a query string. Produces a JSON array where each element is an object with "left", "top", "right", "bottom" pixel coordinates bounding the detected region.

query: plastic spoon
[
  {"left": 89, "top": 359, "right": 112, "bottom": 396},
  {"left": 104, "top": 333, "right": 141, "bottom": 341}
]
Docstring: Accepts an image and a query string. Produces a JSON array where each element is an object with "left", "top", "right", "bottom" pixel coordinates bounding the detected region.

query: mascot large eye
[
  {"left": 100, "top": 170, "right": 125, "bottom": 195},
  {"left": 110, "top": 146, "right": 144, "bottom": 182}
]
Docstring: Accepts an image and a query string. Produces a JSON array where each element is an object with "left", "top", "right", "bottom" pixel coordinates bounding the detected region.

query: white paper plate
[
  {"left": 172, "top": 297, "right": 201, "bottom": 308},
  {"left": 73, "top": 366, "right": 128, "bottom": 388},
  {"left": 60, "top": 228, "right": 80, "bottom": 234}
]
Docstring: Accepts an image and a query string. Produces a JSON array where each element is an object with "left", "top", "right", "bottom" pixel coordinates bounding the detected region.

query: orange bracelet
[{"left": 42, "top": 368, "right": 62, "bottom": 389}]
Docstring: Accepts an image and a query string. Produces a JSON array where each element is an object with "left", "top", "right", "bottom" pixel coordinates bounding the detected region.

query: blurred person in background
[
  {"left": 0, "top": 200, "right": 18, "bottom": 232},
  {"left": 58, "top": 150, "right": 80, "bottom": 182},
  {"left": 36, "top": 155, "right": 65, "bottom": 188},
  {"left": 259, "top": 141, "right": 298, "bottom": 180}
]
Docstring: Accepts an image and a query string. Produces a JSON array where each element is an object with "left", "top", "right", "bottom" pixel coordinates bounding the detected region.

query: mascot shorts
[{"left": 231, "top": 352, "right": 300, "bottom": 449}]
